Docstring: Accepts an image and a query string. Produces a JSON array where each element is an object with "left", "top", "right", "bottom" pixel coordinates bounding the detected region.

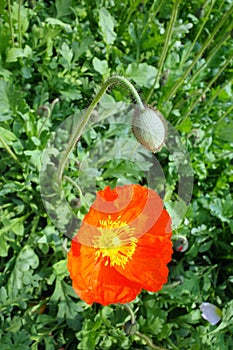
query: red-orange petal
[
  {"left": 77, "top": 184, "right": 164, "bottom": 245},
  {"left": 67, "top": 240, "right": 142, "bottom": 306},
  {"left": 114, "top": 210, "right": 172, "bottom": 291}
]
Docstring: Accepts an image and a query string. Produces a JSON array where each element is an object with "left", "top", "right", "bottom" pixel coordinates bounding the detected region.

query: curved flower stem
[
  {"left": 123, "top": 303, "right": 136, "bottom": 324},
  {"left": 57, "top": 76, "right": 145, "bottom": 183},
  {"left": 136, "top": 331, "right": 167, "bottom": 350},
  {"left": 64, "top": 175, "right": 83, "bottom": 199},
  {"left": 38, "top": 98, "right": 59, "bottom": 137}
]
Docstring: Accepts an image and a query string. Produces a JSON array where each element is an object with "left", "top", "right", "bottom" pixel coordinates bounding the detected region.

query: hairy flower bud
[
  {"left": 124, "top": 320, "right": 138, "bottom": 335},
  {"left": 132, "top": 106, "right": 167, "bottom": 153}
]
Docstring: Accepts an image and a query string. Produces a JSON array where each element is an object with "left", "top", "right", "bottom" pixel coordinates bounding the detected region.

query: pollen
[{"left": 93, "top": 215, "right": 137, "bottom": 268}]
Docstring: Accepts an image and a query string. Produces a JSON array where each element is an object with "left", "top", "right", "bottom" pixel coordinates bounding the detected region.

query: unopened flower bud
[
  {"left": 132, "top": 106, "right": 167, "bottom": 153},
  {"left": 124, "top": 320, "right": 138, "bottom": 335},
  {"left": 173, "top": 235, "right": 189, "bottom": 253}
]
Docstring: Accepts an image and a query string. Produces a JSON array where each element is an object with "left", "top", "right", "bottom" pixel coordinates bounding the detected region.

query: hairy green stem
[
  {"left": 18, "top": 0, "right": 22, "bottom": 47},
  {"left": 146, "top": 0, "right": 180, "bottom": 102},
  {"left": 179, "top": 0, "right": 216, "bottom": 66},
  {"left": 64, "top": 175, "right": 86, "bottom": 203},
  {"left": 140, "top": 0, "right": 166, "bottom": 41},
  {"left": 38, "top": 98, "right": 59, "bottom": 137},
  {"left": 163, "top": 4, "right": 233, "bottom": 101},
  {"left": 211, "top": 104, "right": 233, "bottom": 130},
  {"left": 188, "top": 31, "right": 231, "bottom": 86},
  {"left": 7, "top": 0, "right": 14, "bottom": 47},
  {"left": 57, "top": 76, "right": 144, "bottom": 183},
  {"left": 174, "top": 77, "right": 232, "bottom": 119},
  {"left": 205, "top": 79, "right": 233, "bottom": 112},
  {"left": 118, "top": 0, "right": 142, "bottom": 36},
  {"left": 123, "top": 303, "right": 136, "bottom": 324},
  {"left": 178, "top": 53, "right": 233, "bottom": 126}
]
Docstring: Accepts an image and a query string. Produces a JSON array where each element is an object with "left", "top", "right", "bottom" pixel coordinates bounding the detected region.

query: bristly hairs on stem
[{"left": 56, "top": 76, "right": 145, "bottom": 183}]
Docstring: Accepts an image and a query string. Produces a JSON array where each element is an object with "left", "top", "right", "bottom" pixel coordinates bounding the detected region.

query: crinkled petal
[
  {"left": 77, "top": 185, "right": 165, "bottom": 245},
  {"left": 68, "top": 240, "right": 142, "bottom": 306},
  {"left": 115, "top": 210, "right": 172, "bottom": 291}
]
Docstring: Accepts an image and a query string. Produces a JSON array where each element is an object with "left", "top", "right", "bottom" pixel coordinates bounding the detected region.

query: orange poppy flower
[{"left": 67, "top": 184, "right": 172, "bottom": 306}]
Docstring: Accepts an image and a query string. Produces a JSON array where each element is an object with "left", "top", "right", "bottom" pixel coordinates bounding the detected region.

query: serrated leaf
[{"left": 50, "top": 279, "right": 82, "bottom": 330}]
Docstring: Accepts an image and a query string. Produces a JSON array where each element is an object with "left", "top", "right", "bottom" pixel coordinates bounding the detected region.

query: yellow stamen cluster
[{"left": 93, "top": 215, "right": 137, "bottom": 268}]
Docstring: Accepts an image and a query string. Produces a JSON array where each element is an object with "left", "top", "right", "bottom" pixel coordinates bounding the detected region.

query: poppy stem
[
  {"left": 38, "top": 98, "right": 59, "bottom": 137},
  {"left": 57, "top": 76, "right": 144, "bottom": 183},
  {"left": 123, "top": 303, "right": 136, "bottom": 324}
]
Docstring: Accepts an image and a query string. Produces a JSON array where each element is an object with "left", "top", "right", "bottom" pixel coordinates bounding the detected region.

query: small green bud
[
  {"left": 124, "top": 320, "right": 138, "bottom": 335},
  {"left": 132, "top": 106, "right": 167, "bottom": 153},
  {"left": 173, "top": 235, "right": 189, "bottom": 253}
]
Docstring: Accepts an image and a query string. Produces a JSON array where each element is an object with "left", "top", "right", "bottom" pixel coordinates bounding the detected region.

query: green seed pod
[
  {"left": 132, "top": 105, "right": 167, "bottom": 153},
  {"left": 124, "top": 320, "right": 138, "bottom": 335}
]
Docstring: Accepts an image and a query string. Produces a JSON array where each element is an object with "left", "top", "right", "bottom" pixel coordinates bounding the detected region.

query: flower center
[{"left": 93, "top": 215, "right": 137, "bottom": 269}]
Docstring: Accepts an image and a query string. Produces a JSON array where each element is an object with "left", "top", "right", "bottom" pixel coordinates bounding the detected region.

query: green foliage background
[{"left": 0, "top": 0, "right": 232, "bottom": 349}]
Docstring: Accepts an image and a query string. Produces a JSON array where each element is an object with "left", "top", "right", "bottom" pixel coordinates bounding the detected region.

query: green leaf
[
  {"left": 0, "top": 80, "right": 11, "bottom": 118},
  {"left": 177, "top": 117, "right": 192, "bottom": 133},
  {"left": 45, "top": 17, "right": 72, "bottom": 31},
  {"left": 50, "top": 279, "right": 83, "bottom": 330},
  {"left": 24, "top": 150, "right": 41, "bottom": 169},
  {"left": 99, "top": 7, "right": 116, "bottom": 45},
  {"left": 93, "top": 57, "right": 110, "bottom": 78},
  {"left": 0, "top": 0, "right": 6, "bottom": 14},
  {"left": 6, "top": 46, "right": 32, "bottom": 63},
  {"left": 7, "top": 245, "right": 39, "bottom": 294},
  {"left": 59, "top": 42, "right": 73, "bottom": 65},
  {"left": 0, "top": 126, "right": 17, "bottom": 146},
  {"left": 214, "top": 120, "right": 233, "bottom": 142},
  {"left": 55, "top": 0, "right": 73, "bottom": 18},
  {"left": 125, "top": 63, "right": 157, "bottom": 88},
  {"left": 53, "top": 259, "right": 69, "bottom": 279},
  {"left": 0, "top": 235, "right": 9, "bottom": 257}
]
